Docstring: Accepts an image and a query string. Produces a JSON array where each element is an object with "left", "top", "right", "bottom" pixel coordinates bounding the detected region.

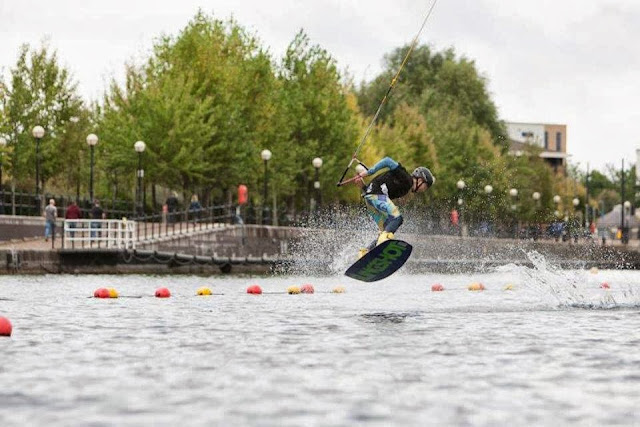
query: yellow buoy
[
  {"left": 196, "top": 287, "right": 212, "bottom": 296},
  {"left": 108, "top": 288, "right": 119, "bottom": 298},
  {"left": 589, "top": 267, "right": 599, "bottom": 275},
  {"left": 332, "top": 286, "right": 346, "bottom": 294},
  {"left": 468, "top": 283, "right": 485, "bottom": 291},
  {"left": 287, "top": 286, "right": 301, "bottom": 295},
  {"left": 503, "top": 284, "right": 514, "bottom": 291}
]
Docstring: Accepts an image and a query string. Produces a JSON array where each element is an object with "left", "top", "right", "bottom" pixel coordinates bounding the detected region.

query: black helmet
[{"left": 412, "top": 167, "right": 435, "bottom": 188}]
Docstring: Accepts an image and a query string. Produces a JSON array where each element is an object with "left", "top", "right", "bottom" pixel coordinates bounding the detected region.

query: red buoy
[
  {"left": 431, "top": 284, "right": 444, "bottom": 292},
  {"left": 246, "top": 285, "right": 262, "bottom": 295},
  {"left": 300, "top": 284, "right": 315, "bottom": 294},
  {"left": 155, "top": 287, "right": 171, "bottom": 298},
  {"left": 600, "top": 282, "right": 611, "bottom": 289},
  {"left": 0, "top": 316, "right": 12, "bottom": 337},
  {"left": 94, "top": 288, "right": 110, "bottom": 298}
]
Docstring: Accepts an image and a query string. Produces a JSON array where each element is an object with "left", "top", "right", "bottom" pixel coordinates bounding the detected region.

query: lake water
[{"left": 1, "top": 255, "right": 640, "bottom": 426}]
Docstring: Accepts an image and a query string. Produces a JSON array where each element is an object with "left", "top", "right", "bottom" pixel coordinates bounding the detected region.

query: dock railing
[{"left": 62, "top": 219, "right": 136, "bottom": 249}]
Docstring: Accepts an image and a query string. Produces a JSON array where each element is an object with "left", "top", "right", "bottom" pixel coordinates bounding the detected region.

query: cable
[{"left": 337, "top": 0, "right": 439, "bottom": 186}]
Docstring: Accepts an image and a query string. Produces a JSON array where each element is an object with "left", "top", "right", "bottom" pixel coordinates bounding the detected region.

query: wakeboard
[{"left": 345, "top": 239, "right": 412, "bottom": 282}]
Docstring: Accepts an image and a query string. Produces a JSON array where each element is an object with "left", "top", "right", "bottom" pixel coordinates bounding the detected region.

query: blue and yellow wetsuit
[{"left": 362, "top": 157, "right": 414, "bottom": 249}]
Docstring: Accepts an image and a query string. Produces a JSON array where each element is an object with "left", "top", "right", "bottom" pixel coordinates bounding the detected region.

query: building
[{"left": 506, "top": 122, "right": 568, "bottom": 173}]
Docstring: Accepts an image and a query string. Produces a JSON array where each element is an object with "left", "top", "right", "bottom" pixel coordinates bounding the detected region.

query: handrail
[{"left": 62, "top": 219, "right": 136, "bottom": 249}]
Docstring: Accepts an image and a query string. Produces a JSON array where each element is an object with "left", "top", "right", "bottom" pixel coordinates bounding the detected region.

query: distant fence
[
  {"left": 132, "top": 204, "right": 234, "bottom": 242},
  {"left": 0, "top": 189, "right": 134, "bottom": 218}
]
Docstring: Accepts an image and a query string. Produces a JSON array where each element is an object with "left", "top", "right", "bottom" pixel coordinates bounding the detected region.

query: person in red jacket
[{"left": 65, "top": 200, "right": 82, "bottom": 237}]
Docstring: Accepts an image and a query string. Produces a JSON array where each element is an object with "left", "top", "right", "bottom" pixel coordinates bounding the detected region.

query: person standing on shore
[
  {"left": 65, "top": 200, "right": 82, "bottom": 237},
  {"left": 90, "top": 200, "right": 105, "bottom": 239},
  {"left": 44, "top": 199, "right": 57, "bottom": 242}
]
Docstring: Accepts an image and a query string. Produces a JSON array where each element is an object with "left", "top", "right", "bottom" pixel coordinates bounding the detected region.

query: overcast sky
[{"left": 1, "top": 0, "right": 639, "bottom": 172}]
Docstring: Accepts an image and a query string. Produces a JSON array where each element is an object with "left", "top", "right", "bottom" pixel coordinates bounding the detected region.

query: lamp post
[
  {"left": 553, "top": 194, "right": 561, "bottom": 219},
  {"left": 86, "top": 134, "right": 98, "bottom": 202},
  {"left": 457, "top": 180, "right": 466, "bottom": 206},
  {"left": 261, "top": 149, "right": 272, "bottom": 225},
  {"left": 312, "top": 157, "right": 322, "bottom": 212},
  {"left": 532, "top": 191, "right": 541, "bottom": 203},
  {"left": 456, "top": 180, "right": 465, "bottom": 236},
  {"left": 0, "top": 136, "right": 6, "bottom": 213},
  {"left": 134, "top": 141, "right": 146, "bottom": 217},
  {"left": 32, "top": 126, "right": 45, "bottom": 212},
  {"left": 509, "top": 188, "right": 518, "bottom": 238},
  {"left": 509, "top": 188, "right": 518, "bottom": 211}
]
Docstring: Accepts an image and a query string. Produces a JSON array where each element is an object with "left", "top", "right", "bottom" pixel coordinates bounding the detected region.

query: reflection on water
[{"left": 1, "top": 267, "right": 640, "bottom": 426}]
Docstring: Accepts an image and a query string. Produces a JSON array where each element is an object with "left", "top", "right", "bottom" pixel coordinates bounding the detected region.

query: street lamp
[
  {"left": 32, "top": 126, "right": 45, "bottom": 212},
  {"left": 0, "top": 136, "right": 6, "bottom": 214},
  {"left": 509, "top": 188, "right": 518, "bottom": 210},
  {"left": 261, "top": 149, "right": 272, "bottom": 225},
  {"left": 312, "top": 157, "right": 322, "bottom": 212},
  {"left": 86, "top": 134, "right": 99, "bottom": 202},
  {"left": 456, "top": 179, "right": 465, "bottom": 206},
  {"left": 532, "top": 191, "right": 541, "bottom": 202},
  {"left": 572, "top": 198, "right": 580, "bottom": 208},
  {"left": 484, "top": 185, "right": 493, "bottom": 194},
  {"left": 134, "top": 141, "right": 146, "bottom": 217},
  {"left": 455, "top": 180, "right": 466, "bottom": 236}
]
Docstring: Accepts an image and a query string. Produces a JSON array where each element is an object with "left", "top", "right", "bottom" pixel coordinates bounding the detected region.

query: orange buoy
[
  {"left": 155, "top": 287, "right": 171, "bottom": 298},
  {"left": 431, "top": 284, "right": 444, "bottom": 292},
  {"left": 600, "top": 282, "right": 610, "bottom": 289},
  {"left": 300, "top": 284, "right": 315, "bottom": 294},
  {"left": 108, "top": 288, "right": 119, "bottom": 298},
  {"left": 468, "top": 283, "right": 485, "bottom": 291},
  {"left": 94, "top": 288, "right": 110, "bottom": 298},
  {"left": 0, "top": 316, "right": 12, "bottom": 337},
  {"left": 246, "top": 285, "right": 262, "bottom": 295}
]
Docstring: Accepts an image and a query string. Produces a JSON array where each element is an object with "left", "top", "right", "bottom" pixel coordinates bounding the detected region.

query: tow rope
[{"left": 337, "top": 0, "right": 439, "bottom": 186}]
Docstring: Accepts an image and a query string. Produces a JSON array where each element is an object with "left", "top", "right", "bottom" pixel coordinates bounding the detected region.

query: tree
[
  {"left": 98, "top": 12, "right": 280, "bottom": 206},
  {"left": 0, "top": 42, "right": 87, "bottom": 201},
  {"left": 358, "top": 45, "right": 507, "bottom": 149},
  {"left": 275, "top": 30, "right": 358, "bottom": 211}
]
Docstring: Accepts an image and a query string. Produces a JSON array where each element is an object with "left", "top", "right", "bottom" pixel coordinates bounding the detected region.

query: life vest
[{"left": 365, "top": 164, "right": 413, "bottom": 199}]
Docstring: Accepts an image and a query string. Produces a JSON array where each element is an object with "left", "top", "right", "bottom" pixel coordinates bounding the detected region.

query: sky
[{"left": 1, "top": 0, "right": 639, "bottom": 172}]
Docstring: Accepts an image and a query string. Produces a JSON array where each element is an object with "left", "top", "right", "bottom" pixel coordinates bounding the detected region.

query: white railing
[{"left": 63, "top": 219, "right": 136, "bottom": 249}]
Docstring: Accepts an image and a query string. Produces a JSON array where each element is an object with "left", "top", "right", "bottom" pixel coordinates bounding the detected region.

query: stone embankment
[{"left": 1, "top": 223, "right": 639, "bottom": 274}]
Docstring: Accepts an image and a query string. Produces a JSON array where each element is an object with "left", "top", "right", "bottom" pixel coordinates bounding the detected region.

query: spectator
[
  {"left": 189, "top": 194, "right": 202, "bottom": 221},
  {"left": 91, "top": 200, "right": 105, "bottom": 239},
  {"left": 166, "top": 192, "right": 179, "bottom": 223},
  {"left": 65, "top": 200, "right": 82, "bottom": 238},
  {"left": 450, "top": 208, "right": 459, "bottom": 234},
  {"left": 44, "top": 199, "right": 57, "bottom": 242}
]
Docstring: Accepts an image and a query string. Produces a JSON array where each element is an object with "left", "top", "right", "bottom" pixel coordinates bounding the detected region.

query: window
[
  {"left": 556, "top": 132, "right": 562, "bottom": 151},
  {"left": 544, "top": 131, "right": 548, "bottom": 149}
]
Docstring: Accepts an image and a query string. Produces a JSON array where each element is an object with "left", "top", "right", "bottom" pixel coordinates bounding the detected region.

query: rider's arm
[{"left": 364, "top": 157, "right": 399, "bottom": 176}]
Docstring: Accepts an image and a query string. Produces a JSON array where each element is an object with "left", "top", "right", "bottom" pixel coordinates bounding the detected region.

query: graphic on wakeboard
[{"left": 345, "top": 239, "right": 412, "bottom": 282}]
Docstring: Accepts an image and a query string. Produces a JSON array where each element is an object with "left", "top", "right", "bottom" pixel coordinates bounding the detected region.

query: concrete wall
[{"left": 0, "top": 215, "right": 45, "bottom": 241}]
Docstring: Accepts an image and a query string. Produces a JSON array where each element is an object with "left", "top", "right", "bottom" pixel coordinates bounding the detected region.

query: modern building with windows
[{"left": 506, "top": 122, "right": 568, "bottom": 173}]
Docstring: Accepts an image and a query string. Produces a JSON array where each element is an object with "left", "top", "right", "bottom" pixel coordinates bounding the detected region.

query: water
[{"left": 1, "top": 264, "right": 640, "bottom": 426}]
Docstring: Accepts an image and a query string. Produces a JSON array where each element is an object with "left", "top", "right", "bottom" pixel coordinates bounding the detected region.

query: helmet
[{"left": 412, "top": 167, "right": 435, "bottom": 188}]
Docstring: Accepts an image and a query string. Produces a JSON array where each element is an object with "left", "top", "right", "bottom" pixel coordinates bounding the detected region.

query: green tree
[
  {"left": 0, "top": 43, "right": 87, "bottom": 201},
  {"left": 275, "top": 30, "right": 358, "bottom": 212},
  {"left": 98, "top": 12, "right": 280, "bottom": 206}
]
